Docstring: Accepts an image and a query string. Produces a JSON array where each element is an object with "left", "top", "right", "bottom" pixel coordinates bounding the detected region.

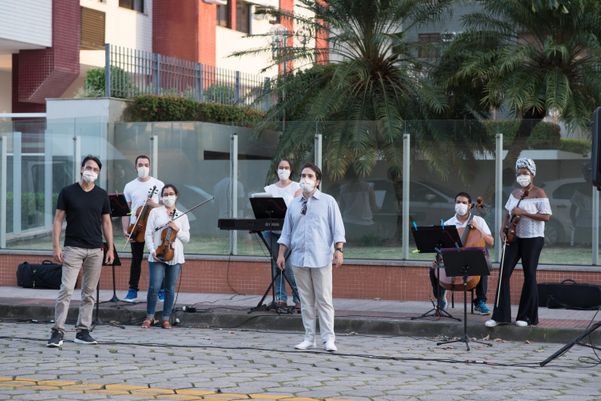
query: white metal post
[
  {"left": 0, "top": 137, "right": 6, "bottom": 248},
  {"left": 44, "top": 133, "right": 52, "bottom": 228},
  {"left": 230, "top": 133, "right": 239, "bottom": 255},
  {"left": 12, "top": 131, "right": 21, "bottom": 234},
  {"left": 495, "top": 133, "right": 503, "bottom": 263},
  {"left": 593, "top": 187, "right": 599, "bottom": 265},
  {"left": 402, "top": 133, "right": 410, "bottom": 260},
  {"left": 73, "top": 136, "right": 81, "bottom": 182},
  {"left": 151, "top": 134, "right": 158, "bottom": 177}
]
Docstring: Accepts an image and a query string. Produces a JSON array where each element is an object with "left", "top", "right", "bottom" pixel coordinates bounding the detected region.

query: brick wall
[
  {"left": 2, "top": 252, "right": 601, "bottom": 303},
  {"left": 153, "top": 0, "right": 216, "bottom": 66},
  {"left": 12, "top": 0, "right": 79, "bottom": 110}
]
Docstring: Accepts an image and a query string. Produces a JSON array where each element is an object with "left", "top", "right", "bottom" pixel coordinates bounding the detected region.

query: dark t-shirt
[{"left": 56, "top": 183, "right": 110, "bottom": 249}]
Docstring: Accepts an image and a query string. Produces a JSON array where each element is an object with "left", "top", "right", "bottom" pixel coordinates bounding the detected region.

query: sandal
[
  {"left": 161, "top": 320, "right": 172, "bottom": 329},
  {"left": 141, "top": 318, "right": 156, "bottom": 328}
]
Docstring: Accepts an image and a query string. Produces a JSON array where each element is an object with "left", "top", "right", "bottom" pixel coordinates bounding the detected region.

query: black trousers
[
  {"left": 491, "top": 237, "right": 544, "bottom": 325},
  {"left": 429, "top": 268, "right": 488, "bottom": 303},
  {"left": 128, "top": 241, "right": 145, "bottom": 291}
]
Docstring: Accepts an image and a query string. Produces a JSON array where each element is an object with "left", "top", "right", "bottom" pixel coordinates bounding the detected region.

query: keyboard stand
[{"left": 249, "top": 229, "right": 298, "bottom": 314}]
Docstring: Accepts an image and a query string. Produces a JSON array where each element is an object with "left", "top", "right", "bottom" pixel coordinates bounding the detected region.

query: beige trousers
[
  {"left": 53, "top": 246, "right": 103, "bottom": 333},
  {"left": 292, "top": 264, "right": 335, "bottom": 344}
]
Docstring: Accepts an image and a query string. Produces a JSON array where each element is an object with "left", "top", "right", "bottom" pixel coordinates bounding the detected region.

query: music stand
[
  {"left": 410, "top": 225, "right": 462, "bottom": 321},
  {"left": 438, "top": 247, "right": 492, "bottom": 351},
  {"left": 94, "top": 242, "right": 122, "bottom": 327},
  {"left": 105, "top": 193, "right": 130, "bottom": 302},
  {"left": 248, "top": 197, "right": 298, "bottom": 314}
]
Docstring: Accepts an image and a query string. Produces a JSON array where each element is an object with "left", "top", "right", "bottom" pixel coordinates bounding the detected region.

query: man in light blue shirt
[{"left": 277, "top": 163, "right": 346, "bottom": 352}]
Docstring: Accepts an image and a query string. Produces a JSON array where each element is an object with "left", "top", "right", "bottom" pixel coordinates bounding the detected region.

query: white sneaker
[
  {"left": 294, "top": 340, "right": 315, "bottom": 350},
  {"left": 484, "top": 319, "right": 498, "bottom": 327},
  {"left": 324, "top": 340, "right": 337, "bottom": 352},
  {"left": 515, "top": 320, "right": 528, "bottom": 327}
]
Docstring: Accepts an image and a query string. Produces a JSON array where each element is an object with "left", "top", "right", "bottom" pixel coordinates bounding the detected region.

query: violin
[
  {"left": 127, "top": 186, "right": 158, "bottom": 243},
  {"left": 503, "top": 189, "right": 529, "bottom": 244},
  {"left": 155, "top": 210, "right": 177, "bottom": 262},
  {"left": 439, "top": 197, "right": 485, "bottom": 291}
]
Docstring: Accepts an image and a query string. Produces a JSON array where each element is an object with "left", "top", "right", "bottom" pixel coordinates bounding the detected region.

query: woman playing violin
[
  {"left": 486, "top": 158, "right": 552, "bottom": 328},
  {"left": 430, "top": 192, "right": 494, "bottom": 314},
  {"left": 142, "top": 184, "right": 190, "bottom": 329}
]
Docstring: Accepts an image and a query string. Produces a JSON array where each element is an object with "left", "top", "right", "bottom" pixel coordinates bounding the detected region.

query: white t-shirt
[
  {"left": 505, "top": 195, "right": 552, "bottom": 238},
  {"left": 444, "top": 214, "right": 491, "bottom": 236},
  {"left": 264, "top": 181, "right": 301, "bottom": 207},
  {"left": 123, "top": 177, "right": 164, "bottom": 224}
]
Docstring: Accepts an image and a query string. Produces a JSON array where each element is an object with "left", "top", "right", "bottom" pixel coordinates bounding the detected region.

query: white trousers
[{"left": 292, "top": 264, "right": 335, "bottom": 344}]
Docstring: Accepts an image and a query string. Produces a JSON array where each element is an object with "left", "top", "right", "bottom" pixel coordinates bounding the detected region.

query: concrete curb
[{"left": 1, "top": 303, "right": 599, "bottom": 345}]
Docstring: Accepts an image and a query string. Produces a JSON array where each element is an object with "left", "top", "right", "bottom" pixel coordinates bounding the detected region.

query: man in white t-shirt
[
  {"left": 121, "top": 155, "right": 164, "bottom": 302},
  {"left": 430, "top": 192, "right": 494, "bottom": 315}
]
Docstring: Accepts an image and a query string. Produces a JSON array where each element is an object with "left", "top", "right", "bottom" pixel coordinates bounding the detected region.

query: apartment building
[{"left": 0, "top": 0, "right": 320, "bottom": 114}]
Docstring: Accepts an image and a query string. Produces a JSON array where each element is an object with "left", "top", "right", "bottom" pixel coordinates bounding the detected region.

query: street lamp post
[{"left": 271, "top": 24, "right": 289, "bottom": 132}]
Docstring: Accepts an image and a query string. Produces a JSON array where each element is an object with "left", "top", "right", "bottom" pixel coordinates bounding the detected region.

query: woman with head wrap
[{"left": 485, "top": 158, "right": 552, "bottom": 328}]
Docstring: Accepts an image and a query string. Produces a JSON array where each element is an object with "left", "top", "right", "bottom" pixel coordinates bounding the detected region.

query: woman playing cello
[
  {"left": 142, "top": 184, "right": 190, "bottom": 329},
  {"left": 486, "top": 158, "right": 552, "bottom": 328}
]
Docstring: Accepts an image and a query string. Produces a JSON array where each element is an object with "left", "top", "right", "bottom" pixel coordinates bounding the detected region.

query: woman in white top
[
  {"left": 486, "top": 158, "right": 552, "bottom": 328},
  {"left": 142, "top": 184, "right": 190, "bottom": 329},
  {"left": 264, "top": 159, "right": 302, "bottom": 309}
]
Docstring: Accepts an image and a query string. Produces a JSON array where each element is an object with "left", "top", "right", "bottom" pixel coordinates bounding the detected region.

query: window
[
  {"left": 119, "top": 0, "right": 144, "bottom": 13},
  {"left": 217, "top": 4, "right": 229, "bottom": 27},
  {"left": 80, "top": 7, "right": 105, "bottom": 50},
  {"left": 418, "top": 33, "right": 441, "bottom": 60},
  {"left": 216, "top": 1, "right": 252, "bottom": 33},
  {"left": 236, "top": 1, "right": 251, "bottom": 34}
]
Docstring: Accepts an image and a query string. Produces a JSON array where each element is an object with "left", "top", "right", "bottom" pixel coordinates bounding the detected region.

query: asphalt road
[{"left": 1, "top": 321, "right": 600, "bottom": 401}]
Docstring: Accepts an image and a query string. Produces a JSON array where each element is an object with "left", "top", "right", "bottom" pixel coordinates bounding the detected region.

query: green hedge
[
  {"left": 84, "top": 66, "right": 134, "bottom": 98},
  {"left": 483, "top": 120, "right": 561, "bottom": 149},
  {"left": 125, "top": 95, "right": 265, "bottom": 126},
  {"left": 559, "top": 138, "right": 591, "bottom": 155}
]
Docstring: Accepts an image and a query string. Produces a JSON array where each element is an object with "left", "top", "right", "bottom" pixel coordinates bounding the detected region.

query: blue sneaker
[
  {"left": 475, "top": 300, "right": 491, "bottom": 315},
  {"left": 123, "top": 289, "right": 137, "bottom": 303},
  {"left": 158, "top": 289, "right": 165, "bottom": 303}
]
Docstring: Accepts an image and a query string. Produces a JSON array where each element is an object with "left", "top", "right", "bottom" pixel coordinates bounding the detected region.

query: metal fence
[{"left": 101, "top": 44, "right": 275, "bottom": 110}]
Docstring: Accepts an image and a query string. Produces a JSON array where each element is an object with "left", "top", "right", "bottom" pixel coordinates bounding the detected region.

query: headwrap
[{"left": 515, "top": 158, "right": 536, "bottom": 176}]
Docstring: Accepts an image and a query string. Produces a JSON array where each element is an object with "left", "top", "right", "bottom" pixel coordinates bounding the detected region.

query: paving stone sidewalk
[{"left": 1, "top": 321, "right": 600, "bottom": 401}]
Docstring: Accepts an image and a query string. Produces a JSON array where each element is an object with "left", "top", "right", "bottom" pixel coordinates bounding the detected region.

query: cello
[
  {"left": 127, "top": 186, "right": 158, "bottom": 243},
  {"left": 438, "top": 197, "right": 486, "bottom": 292}
]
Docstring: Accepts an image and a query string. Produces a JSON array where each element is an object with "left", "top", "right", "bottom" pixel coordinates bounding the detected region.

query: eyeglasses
[{"left": 301, "top": 198, "right": 307, "bottom": 215}]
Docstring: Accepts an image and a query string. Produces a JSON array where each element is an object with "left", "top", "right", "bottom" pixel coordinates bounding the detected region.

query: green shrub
[
  {"left": 204, "top": 85, "right": 236, "bottom": 104},
  {"left": 84, "top": 66, "right": 134, "bottom": 98},
  {"left": 559, "top": 138, "right": 591, "bottom": 155},
  {"left": 483, "top": 120, "right": 562, "bottom": 149},
  {"left": 126, "top": 95, "right": 265, "bottom": 126}
]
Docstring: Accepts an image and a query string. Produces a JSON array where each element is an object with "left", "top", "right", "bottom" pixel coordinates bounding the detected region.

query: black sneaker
[
  {"left": 74, "top": 330, "right": 98, "bottom": 345},
  {"left": 47, "top": 329, "right": 63, "bottom": 348}
]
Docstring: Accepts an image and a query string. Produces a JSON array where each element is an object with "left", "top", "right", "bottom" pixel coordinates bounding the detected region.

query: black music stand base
[
  {"left": 436, "top": 276, "right": 492, "bottom": 351},
  {"left": 411, "top": 302, "right": 460, "bottom": 321},
  {"left": 540, "top": 321, "right": 601, "bottom": 366}
]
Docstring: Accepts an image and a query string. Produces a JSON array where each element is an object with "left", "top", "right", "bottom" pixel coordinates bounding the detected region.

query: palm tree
[
  {"left": 235, "top": 0, "right": 455, "bottom": 180},
  {"left": 451, "top": 0, "right": 601, "bottom": 161}
]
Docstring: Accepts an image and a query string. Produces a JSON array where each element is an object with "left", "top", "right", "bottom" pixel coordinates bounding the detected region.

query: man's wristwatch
[{"left": 335, "top": 248, "right": 344, "bottom": 254}]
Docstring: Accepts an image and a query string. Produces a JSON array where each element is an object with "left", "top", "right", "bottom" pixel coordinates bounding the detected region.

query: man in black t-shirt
[{"left": 47, "top": 155, "right": 114, "bottom": 348}]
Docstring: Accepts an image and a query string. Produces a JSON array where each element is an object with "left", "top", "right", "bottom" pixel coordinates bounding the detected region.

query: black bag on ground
[
  {"left": 16, "top": 260, "right": 63, "bottom": 289},
  {"left": 538, "top": 279, "right": 601, "bottom": 310}
]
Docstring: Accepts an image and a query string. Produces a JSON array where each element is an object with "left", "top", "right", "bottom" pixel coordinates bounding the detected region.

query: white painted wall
[
  {"left": 0, "top": 0, "right": 51, "bottom": 50},
  {"left": 47, "top": 98, "right": 129, "bottom": 122},
  {"left": 80, "top": 0, "right": 153, "bottom": 67}
]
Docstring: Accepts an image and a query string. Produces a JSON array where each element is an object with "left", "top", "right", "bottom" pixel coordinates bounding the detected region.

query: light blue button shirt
[{"left": 278, "top": 189, "right": 346, "bottom": 268}]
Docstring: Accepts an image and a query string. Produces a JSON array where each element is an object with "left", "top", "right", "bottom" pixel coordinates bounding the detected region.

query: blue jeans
[
  {"left": 147, "top": 261, "right": 182, "bottom": 321},
  {"left": 263, "top": 231, "right": 299, "bottom": 304}
]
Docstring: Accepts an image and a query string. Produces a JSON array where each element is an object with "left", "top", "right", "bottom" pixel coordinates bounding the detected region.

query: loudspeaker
[{"left": 592, "top": 107, "right": 601, "bottom": 188}]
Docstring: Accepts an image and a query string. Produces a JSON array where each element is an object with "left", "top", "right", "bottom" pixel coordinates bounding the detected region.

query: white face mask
[
  {"left": 277, "top": 169, "right": 291, "bottom": 181},
  {"left": 300, "top": 178, "right": 316, "bottom": 193},
  {"left": 455, "top": 203, "right": 469, "bottom": 216},
  {"left": 82, "top": 170, "right": 98, "bottom": 183},
  {"left": 162, "top": 195, "right": 177, "bottom": 208},
  {"left": 137, "top": 166, "right": 150, "bottom": 178},
  {"left": 516, "top": 174, "right": 531, "bottom": 187}
]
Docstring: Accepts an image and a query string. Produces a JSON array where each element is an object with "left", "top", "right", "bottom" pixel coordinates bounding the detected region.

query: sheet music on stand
[{"left": 108, "top": 193, "right": 130, "bottom": 217}]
